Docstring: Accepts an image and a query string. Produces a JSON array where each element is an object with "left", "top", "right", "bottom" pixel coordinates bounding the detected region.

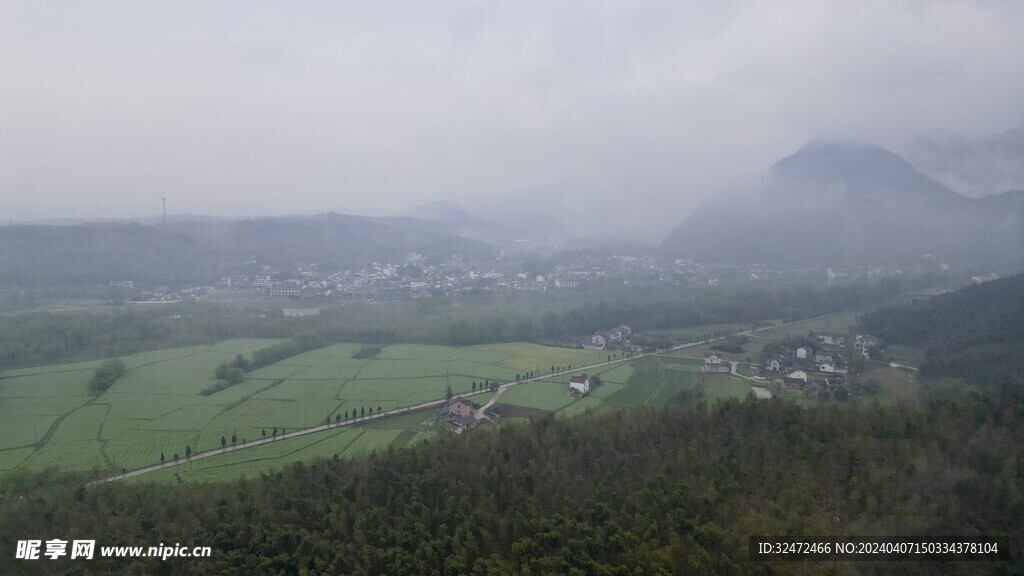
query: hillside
[
  {"left": 906, "top": 125, "right": 1024, "bottom": 197},
  {"left": 0, "top": 214, "right": 494, "bottom": 286},
  {"left": 2, "top": 397, "right": 1021, "bottom": 575},
  {"left": 857, "top": 273, "right": 1024, "bottom": 388},
  {"left": 661, "top": 142, "right": 1024, "bottom": 266}
]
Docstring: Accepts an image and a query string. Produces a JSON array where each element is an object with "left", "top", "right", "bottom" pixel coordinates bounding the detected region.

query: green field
[
  {"left": 883, "top": 344, "right": 927, "bottom": 368},
  {"left": 129, "top": 424, "right": 436, "bottom": 484},
  {"left": 0, "top": 340, "right": 605, "bottom": 475},
  {"left": 676, "top": 310, "right": 867, "bottom": 363},
  {"left": 497, "top": 355, "right": 752, "bottom": 414}
]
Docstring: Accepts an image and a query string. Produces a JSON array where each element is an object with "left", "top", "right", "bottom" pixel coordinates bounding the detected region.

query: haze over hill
[
  {"left": 904, "top": 125, "right": 1024, "bottom": 198},
  {"left": 401, "top": 183, "right": 658, "bottom": 243},
  {"left": 0, "top": 214, "right": 493, "bottom": 286},
  {"left": 661, "top": 141, "right": 1024, "bottom": 266}
]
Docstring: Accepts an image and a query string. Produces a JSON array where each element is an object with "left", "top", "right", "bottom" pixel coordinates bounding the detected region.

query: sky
[{"left": 2, "top": 1, "right": 1023, "bottom": 236}]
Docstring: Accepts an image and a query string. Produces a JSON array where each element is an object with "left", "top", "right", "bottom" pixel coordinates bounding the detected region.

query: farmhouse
[
  {"left": 703, "top": 352, "right": 732, "bottom": 374},
  {"left": 786, "top": 370, "right": 808, "bottom": 383},
  {"left": 568, "top": 376, "right": 591, "bottom": 395},
  {"left": 448, "top": 414, "right": 482, "bottom": 433},
  {"left": 589, "top": 325, "right": 631, "bottom": 350},
  {"left": 796, "top": 346, "right": 813, "bottom": 360},
  {"left": 854, "top": 334, "right": 877, "bottom": 358},
  {"left": 818, "top": 334, "right": 844, "bottom": 346},
  {"left": 447, "top": 397, "right": 474, "bottom": 419}
]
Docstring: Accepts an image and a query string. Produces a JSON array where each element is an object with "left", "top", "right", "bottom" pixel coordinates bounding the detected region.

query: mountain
[
  {"left": 661, "top": 142, "right": 1024, "bottom": 266},
  {"left": 0, "top": 213, "right": 494, "bottom": 287},
  {"left": 905, "top": 125, "right": 1024, "bottom": 197}
]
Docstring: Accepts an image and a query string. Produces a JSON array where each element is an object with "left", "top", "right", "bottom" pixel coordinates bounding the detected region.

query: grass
[
  {"left": 884, "top": 345, "right": 928, "bottom": 368},
  {"left": 698, "top": 375, "right": 755, "bottom": 403},
  {"left": 0, "top": 339, "right": 604, "bottom": 475},
  {"left": 499, "top": 381, "right": 577, "bottom": 411},
  {"left": 855, "top": 366, "right": 919, "bottom": 403},
  {"left": 129, "top": 426, "right": 429, "bottom": 484}
]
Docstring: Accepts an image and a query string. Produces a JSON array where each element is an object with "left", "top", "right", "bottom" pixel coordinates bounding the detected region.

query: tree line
[{"left": 1, "top": 276, "right": 916, "bottom": 371}]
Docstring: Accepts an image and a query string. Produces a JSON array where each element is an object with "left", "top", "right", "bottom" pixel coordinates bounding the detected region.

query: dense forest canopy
[
  {"left": 1, "top": 392, "right": 1021, "bottom": 575},
  {"left": 858, "top": 273, "right": 1024, "bottom": 389}
]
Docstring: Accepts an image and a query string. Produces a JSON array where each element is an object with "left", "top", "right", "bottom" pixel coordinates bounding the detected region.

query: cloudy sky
[{"left": 2, "top": 1, "right": 1022, "bottom": 234}]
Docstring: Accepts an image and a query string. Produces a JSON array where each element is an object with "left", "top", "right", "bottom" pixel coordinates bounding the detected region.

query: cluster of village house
[
  {"left": 585, "top": 325, "right": 631, "bottom": 349},
  {"left": 762, "top": 334, "right": 877, "bottom": 398},
  {"left": 438, "top": 331, "right": 879, "bottom": 431}
]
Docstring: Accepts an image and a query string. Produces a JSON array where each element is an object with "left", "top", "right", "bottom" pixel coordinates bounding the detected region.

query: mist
[{"left": 3, "top": 1, "right": 1023, "bottom": 239}]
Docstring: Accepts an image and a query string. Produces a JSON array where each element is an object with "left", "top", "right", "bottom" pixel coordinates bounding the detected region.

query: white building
[
  {"left": 796, "top": 346, "right": 813, "bottom": 360},
  {"left": 569, "top": 376, "right": 590, "bottom": 395},
  {"left": 787, "top": 370, "right": 808, "bottom": 382}
]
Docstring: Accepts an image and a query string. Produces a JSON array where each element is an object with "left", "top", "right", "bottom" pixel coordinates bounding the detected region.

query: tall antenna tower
[{"left": 162, "top": 197, "right": 167, "bottom": 226}]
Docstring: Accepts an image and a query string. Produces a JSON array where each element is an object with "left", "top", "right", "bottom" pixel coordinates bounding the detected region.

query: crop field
[
  {"left": 754, "top": 311, "right": 861, "bottom": 340},
  {"left": 48, "top": 405, "right": 109, "bottom": 442},
  {"left": 499, "top": 381, "right": 577, "bottom": 411},
  {"left": 0, "top": 446, "right": 36, "bottom": 472},
  {"left": 698, "top": 375, "right": 756, "bottom": 403},
  {"left": 555, "top": 396, "right": 603, "bottom": 418},
  {"left": 589, "top": 362, "right": 634, "bottom": 384},
  {"left": 465, "top": 343, "right": 608, "bottom": 374},
  {"left": 130, "top": 426, "right": 431, "bottom": 484},
  {"left": 498, "top": 354, "right": 756, "bottom": 413},
  {"left": 0, "top": 339, "right": 607, "bottom": 475},
  {"left": 0, "top": 415, "right": 57, "bottom": 450}
]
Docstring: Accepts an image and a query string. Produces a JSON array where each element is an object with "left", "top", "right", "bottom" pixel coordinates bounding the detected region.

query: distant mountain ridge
[
  {"left": 772, "top": 142, "right": 968, "bottom": 204},
  {"left": 661, "top": 141, "right": 1024, "bottom": 266},
  {"left": 0, "top": 213, "right": 494, "bottom": 286},
  {"left": 905, "top": 124, "right": 1024, "bottom": 197}
]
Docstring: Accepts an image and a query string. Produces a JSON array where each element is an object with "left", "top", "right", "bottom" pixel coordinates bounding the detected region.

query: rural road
[
  {"left": 88, "top": 312, "right": 841, "bottom": 486},
  {"left": 86, "top": 391, "right": 492, "bottom": 486}
]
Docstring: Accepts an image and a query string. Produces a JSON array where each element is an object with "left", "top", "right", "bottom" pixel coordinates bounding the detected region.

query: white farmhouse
[
  {"left": 568, "top": 376, "right": 591, "bottom": 395},
  {"left": 786, "top": 370, "right": 808, "bottom": 382}
]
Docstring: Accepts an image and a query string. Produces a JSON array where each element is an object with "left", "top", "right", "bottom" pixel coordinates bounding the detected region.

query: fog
[{"left": 2, "top": 1, "right": 1023, "bottom": 238}]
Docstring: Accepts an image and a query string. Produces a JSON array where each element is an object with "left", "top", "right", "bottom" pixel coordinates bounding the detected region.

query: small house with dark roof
[{"left": 569, "top": 375, "right": 590, "bottom": 395}]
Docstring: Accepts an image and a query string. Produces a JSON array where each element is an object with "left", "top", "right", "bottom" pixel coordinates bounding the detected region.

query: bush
[{"left": 90, "top": 359, "right": 127, "bottom": 393}]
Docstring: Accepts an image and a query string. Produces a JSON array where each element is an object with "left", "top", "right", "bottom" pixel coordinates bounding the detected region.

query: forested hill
[
  {"left": 858, "top": 273, "right": 1024, "bottom": 388},
  {"left": 0, "top": 214, "right": 494, "bottom": 286},
  {"left": 2, "top": 396, "right": 1022, "bottom": 575},
  {"left": 661, "top": 142, "right": 1024, "bottom": 266}
]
